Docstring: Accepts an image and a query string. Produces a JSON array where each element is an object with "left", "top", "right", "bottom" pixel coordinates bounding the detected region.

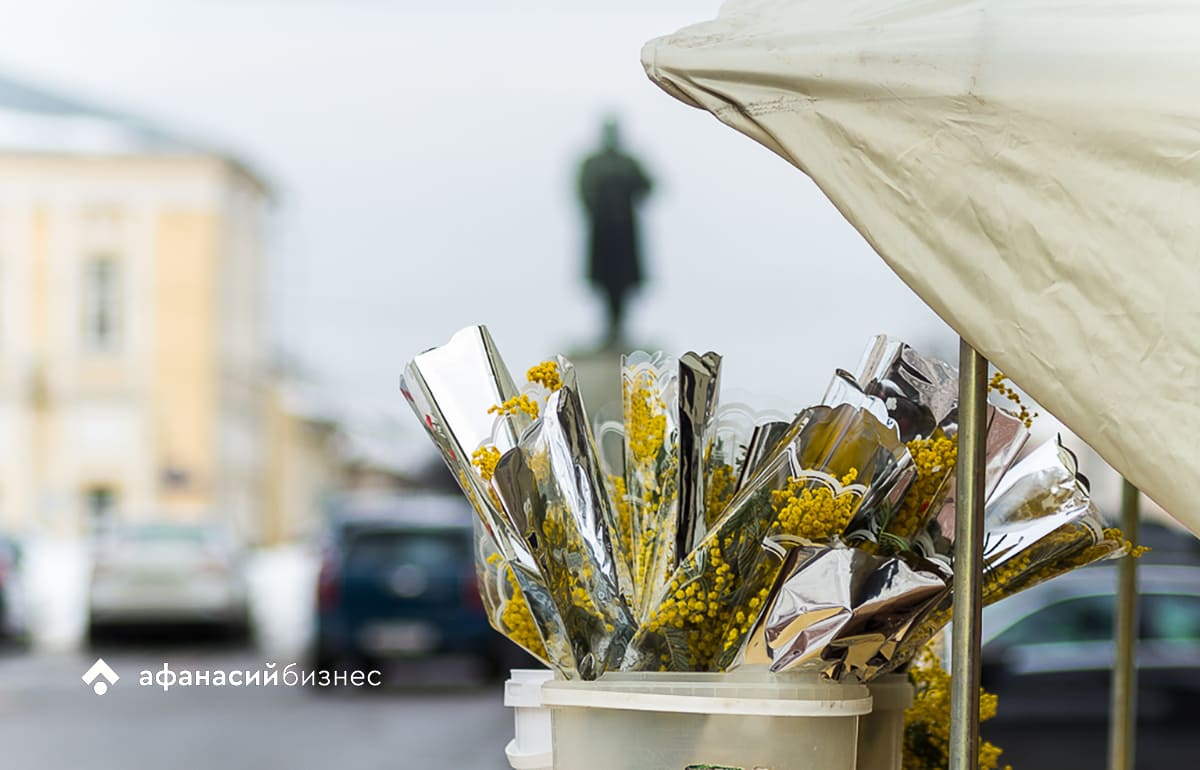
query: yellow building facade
[{"left": 0, "top": 77, "right": 326, "bottom": 541}]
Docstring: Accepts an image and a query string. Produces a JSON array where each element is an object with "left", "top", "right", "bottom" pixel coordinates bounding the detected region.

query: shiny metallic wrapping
[
  {"left": 915, "top": 407, "right": 1029, "bottom": 564},
  {"left": 625, "top": 404, "right": 913, "bottom": 672},
  {"left": 728, "top": 342, "right": 1117, "bottom": 681},
  {"left": 851, "top": 336, "right": 958, "bottom": 442},
  {"left": 401, "top": 326, "right": 575, "bottom": 672},
  {"left": 470, "top": 519, "right": 573, "bottom": 672},
  {"left": 491, "top": 385, "right": 639, "bottom": 678},
  {"left": 401, "top": 326, "right": 530, "bottom": 556},
  {"left": 676, "top": 352, "right": 723, "bottom": 566},
  {"left": 824, "top": 337, "right": 1031, "bottom": 555},
  {"left": 886, "top": 438, "right": 1125, "bottom": 676},
  {"left": 402, "top": 327, "right": 1129, "bottom": 682},
  {"left": 733, "top": 420, "right": 792, "bottom": 495},
  {"left": 732, "top": 544, "right": 948, "bottom": 681},
  {"left": 977, "top": 439, "right": 1119, "bottom": 599}
]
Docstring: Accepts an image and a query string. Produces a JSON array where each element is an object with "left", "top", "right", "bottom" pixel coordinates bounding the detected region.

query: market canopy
[{"left": 642, "top": 0, "right": 1200, "bottom": 532}]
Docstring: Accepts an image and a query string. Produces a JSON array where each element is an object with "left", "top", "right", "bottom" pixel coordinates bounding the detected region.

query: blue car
[{"left": 311, "top": 493, "right": 523, "bottom": 681}]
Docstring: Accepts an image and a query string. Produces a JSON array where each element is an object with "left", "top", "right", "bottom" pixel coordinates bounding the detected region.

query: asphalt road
[{"left": 0, "top": 647, "right": 513, "bottom": 770}]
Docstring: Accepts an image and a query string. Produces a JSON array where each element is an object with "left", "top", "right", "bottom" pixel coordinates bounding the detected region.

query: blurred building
[
  {"left": 262, "top": 378, "right": 341, "bottom": 544},
  {"left": 0, "top": 75, "right": 337, "bottom": 542}
]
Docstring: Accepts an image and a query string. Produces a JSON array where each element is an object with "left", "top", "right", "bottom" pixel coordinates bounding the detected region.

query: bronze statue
[{"left": 578, "top": 118, "right": 653, "bottom": 347}]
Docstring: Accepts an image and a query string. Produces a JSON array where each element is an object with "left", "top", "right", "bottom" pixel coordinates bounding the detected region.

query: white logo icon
[{"left": 82, "top": 658, "right": 120, "bottom": 695}]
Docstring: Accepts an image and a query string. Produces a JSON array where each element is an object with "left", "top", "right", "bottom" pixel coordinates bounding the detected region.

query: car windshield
[
  {"left": 1145, "top": 593, "right": 1200, "bottom": 641},
  {"left": 346, "top": 530, "right": 469, "bottom": 571},
  {"left": 993, "top": 593, "right": 1115, "bottom": 646},
  {"left": 989, "top": 589, "right": 1200, "bottom": 647}
]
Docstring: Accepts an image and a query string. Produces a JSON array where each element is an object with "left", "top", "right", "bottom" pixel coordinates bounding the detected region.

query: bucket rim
[{"left": 540, "top": 686, "right": 872, "bottom": 717}]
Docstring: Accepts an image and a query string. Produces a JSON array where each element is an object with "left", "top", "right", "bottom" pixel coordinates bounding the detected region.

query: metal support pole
[
  {"left": 1108, "top": 480, "right": 1140, "bottom": 770},
  {"left": 949, "top": 339, "right": 987, "bottom": 770}
]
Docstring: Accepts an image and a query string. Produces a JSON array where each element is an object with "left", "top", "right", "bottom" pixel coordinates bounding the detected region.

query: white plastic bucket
[
  {"left": 539, "top": 669, "right": 872, "bottom": 770},
  {"left": 504, "top": 669, "right": 555, "bottom": 770},
  {"left": 856, "top": 674, "right": 914, "bottom": 770}
]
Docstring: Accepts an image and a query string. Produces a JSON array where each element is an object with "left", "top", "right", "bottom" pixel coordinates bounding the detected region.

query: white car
[{"left": 88, "top": 522, "right": 249, "bottom": 638}]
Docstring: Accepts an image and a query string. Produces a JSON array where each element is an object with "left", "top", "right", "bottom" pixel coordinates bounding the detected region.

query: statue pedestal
[{"left": 566, "top": 346, "right": 623, "bottom": 420}]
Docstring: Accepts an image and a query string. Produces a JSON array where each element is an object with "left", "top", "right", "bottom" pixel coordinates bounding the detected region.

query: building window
[
  {"left": 84, "top": 485, "right": 117, "bottom": 529},
  {"left": 82, "top": 256, "right": 121, "bottom": 353}
]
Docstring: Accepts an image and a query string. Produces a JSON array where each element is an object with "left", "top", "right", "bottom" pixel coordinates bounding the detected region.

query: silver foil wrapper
[
  {"left": 738, "top": 338, "right": 1048, "bottom": 680},
  {"left": 828, "top": 337, "right": 1031, "bottom": 552},
  {"left": 916, "top": 406, "right": 1029, "bottom": 563},
  {"left": 821, "top": 370, "right": 896, "bottom": 434},
  {"left": 401, "top": 326, "right": 574, "bottom": 671},
  {"left": 726, "top": 403, "right": 916, "bottom": 546},
  {"left": 978, "top": 438, "right": 1114, "bottom": 588},
  {"left": 887, "top": 437, "right": 1120, "bottom": 675},
  {"left": 401, "top": 325, "right": 531, "bottom": 558},
  {"left": 676, "top": 352, "right": 723, "bottom": 565},
  {"left": 734, "top": 420, "right": 793, "bottom": 496},
  {"left": 471, "top": 519, "right": 574, "bottom": 671},
  {"left": 732, "top": 544, "right": 948, "bottom": 681},
  {"left": 404, "top": 329, "right": 1125, "bottom": 685},
  {"left": 758, "top": 405, "right": 912, "bottom": 512},
  {"left": 400, "top": 328, "right": 583, "bottom": 671},
  {"left": 491, "top": 384, "right": 638, "bottom": 679},
  {"left": 851, "top": 335, "right": 958, "bottom": 442},
  {"left": 626, "top": 404, "right": 914, "bottom": 672}
]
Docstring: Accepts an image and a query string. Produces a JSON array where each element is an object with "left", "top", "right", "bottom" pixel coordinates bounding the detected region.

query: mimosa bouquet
[{"left": 401, "top": 326, "right": 1134, "bottom": 681}]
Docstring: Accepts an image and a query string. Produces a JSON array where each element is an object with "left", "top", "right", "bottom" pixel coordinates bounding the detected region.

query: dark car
[
  {"left": 0, "top": 535, "right": 27, "bottom": 642},
  {"left": 978, "top": 562, "right": 1200, "bottom": 770},
  {"left": 312, "top": 493, "right": 520, "bottom": 680}
]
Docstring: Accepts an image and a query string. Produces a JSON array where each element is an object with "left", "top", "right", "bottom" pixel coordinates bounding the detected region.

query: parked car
[
  {"left": 87, "top": 521, "right": 249, "bottom": 639},
  {"left": 312, "top": 493, "right": 522, "bottom": 680},
  {"left": 978, "top": 563, "right": 1200, "bottom": 770},
  {"left": 0, "top": 535, "right": 28, "bottom": 642}
]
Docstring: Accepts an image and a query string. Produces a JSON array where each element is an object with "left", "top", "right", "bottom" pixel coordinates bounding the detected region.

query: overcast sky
[{"left": 0, "top": 0, "right": 954, "bottom": 449}]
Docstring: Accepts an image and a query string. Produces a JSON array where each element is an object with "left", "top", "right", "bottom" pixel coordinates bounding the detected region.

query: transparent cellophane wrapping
[
  {"left": 618, "top": 352, "right": 680, "bottom": 620},
  {"left": 877, "top": 428, "right": 957, "bottom": 547},
  {"left": 624, "top": 481, "right": 789, "bottom": 672},
  {"left": 596, "top": 394, "right": 777, "bottom": 625},
  {"left": 493, "top": 394, "right": 642, "bottom": 678},
  {"left": 982, "top": 519, "right": 1126, "bottom": 605},
  {"left": 625, "top": 403, "right": 912, "bottom": 673},
  {"left": 405, "top": 326, "right": 1135, "bottom": 683},
  {"left": 702, "top": 401, "right": 770, "bottom": 530},
  {"left": 471, "top": 518, "right": 575, "bottom": 674},
  {"left": 886, "top": 462, "right": 1128, "bottom": 676},
  {"left": 975, "top": 438, "right": 1129, "bottom": 608}
]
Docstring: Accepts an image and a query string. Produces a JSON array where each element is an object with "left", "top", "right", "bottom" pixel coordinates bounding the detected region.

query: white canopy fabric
[{"left": 642, "top": 0, "right": 1200, "bottom": 532}]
